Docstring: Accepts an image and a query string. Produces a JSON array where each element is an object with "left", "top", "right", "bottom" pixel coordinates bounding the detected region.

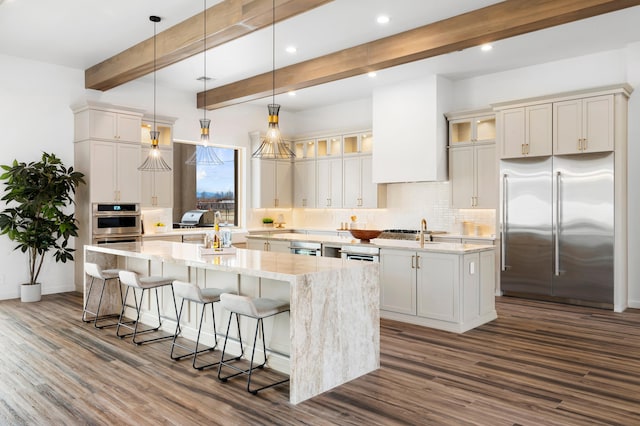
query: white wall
[{"left": 0, "top": 54, "right": 85, "bottom": 299}]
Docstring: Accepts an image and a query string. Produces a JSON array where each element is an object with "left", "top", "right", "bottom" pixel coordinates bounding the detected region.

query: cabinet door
[
  {"left": 90, "top": 110, "right": 117, "bottom": 141},
  {"left": 474, "top": 143, "right": 497, "bottom": 209},
  {"left": 342, "top": 156, "right": 361, "bottom": 208},
  {"left": 379, "top": 249, "right": 416, "bottom": 315},
  {"left": 450, "top": 146, "right": 474, "bottom": 208},
  {"left": 317, "top": 158, "right": 342, "bottom": 208},
  {"left": 526, "top": 104, "right": 552, "bottom": 157},
  {"left": 479, "top": 250, "right": 496, "bottom": 316},
  {"left": 90, "top": 141, "right": 117, "bottom": 201},
  {"left": 116, "top": 144, "right": 141, "bottom": 203},
  {"left": 117, "top": 114, "right": 143, "bottom": 143},
  {"left": 275, "top": 160, "right": 292, "bottom": 208},
  {"left": 417, "top": 253, "right": 458, "bottom": 322},
  {"left": 252, "top": 159, "right": 292, "bottom": 208},
  {"left": 359, "top": 156, "right": 378, "bottom": 208},
  {"left": 269, "top": 240, "right": 291, "bottom": 253},
  {"left": 140, "top": 148, "right": 173, "bottom": 207},
  {"left": 553, "top": 99, "right": 582, "bottom": 155},
  {"left": 247, "top": 238, "right": 267, "bottom": 251},
  {"left": 500, "top": 108, "right": 525, "bottom": 159},
  {"left": 582, "top": 95, "right": 614, "bottom": 153},
  {"left": 293, "top": 160, "right": 316, "bottom": 208}
]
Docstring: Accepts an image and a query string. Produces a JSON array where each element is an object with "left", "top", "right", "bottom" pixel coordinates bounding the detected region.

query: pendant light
[
  {"left": 139, "top": 15, "right": 172, "bottom": 172},
  {"left": 251, "top": 0, "right": 295, "bottom": 159},
  {"left": 185, "top": 0, "right": 223, "bottom": 166}
]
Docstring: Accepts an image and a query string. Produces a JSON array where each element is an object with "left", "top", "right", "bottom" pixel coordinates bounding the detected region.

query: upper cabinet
[
  {"left": 449, "top": 115, "right": 496, "bottom": 145},
  {"left": 372, "top": 75, "right": 452, "bottom": 183},
  {"left": 553, "top": 95, "right": 613, "bottom": 155},
  {"left": 494, "top": 85, "right": 631, "bottom": 158},
  {"left": 447, "top": 109, "right": 497, "bottom": 209},
  {"left": 498, "top": 104, "right": 552, "bottom": 159},
  {"left": 74, "top": 105, "right": 143, "bottom": 143},
  {"left": 250, "top": 132, "right": 292, "bottom": 209},
  {"left": 140, "top": 117, "right": 175, "bottom": 208}
]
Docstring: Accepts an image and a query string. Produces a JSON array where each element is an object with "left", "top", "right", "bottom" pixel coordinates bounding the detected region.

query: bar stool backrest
[
  {"left": 118, "top": 270, "right": 142, "bottom": 289},
  {"left": 172, "top": 280, "right": 204, "bottom": 302},
  {"left": 85, "top": 262, "right": 106, "bottom": 280},
  {"left": 220, "top": 293, "right": 258, "bottom": 317}
]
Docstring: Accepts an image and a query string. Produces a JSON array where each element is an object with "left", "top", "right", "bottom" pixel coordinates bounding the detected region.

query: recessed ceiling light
[
  {"left": 368, "top": 71, "right": 377, "bottom": 78},
  {"left": 481, "top": 44, "right": 493, "bottom": 52},
  {"left": 288, "top": 91, "right": 296, "bottom": 97},
  {"left": 285, "top": 45, "right": 297, "bottom": 54},
  {"left": 376, "top": 15, "right": 390, "bottom": 24}
]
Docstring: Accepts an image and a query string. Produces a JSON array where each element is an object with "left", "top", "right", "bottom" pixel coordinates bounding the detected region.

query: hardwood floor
[{"left": 1, "top": 292, "right": 639, "bottom": 425}]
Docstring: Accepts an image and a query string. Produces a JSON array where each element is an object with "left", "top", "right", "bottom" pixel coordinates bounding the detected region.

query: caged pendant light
[
  {"left": 185, "top": 0, "right": 223, "bottom": 166},
  {"left": 139, "top": 15, "right": 172, "bottom": 172},
  {"left": 251, "top": 0, "right": 295, "bottom": 159}
]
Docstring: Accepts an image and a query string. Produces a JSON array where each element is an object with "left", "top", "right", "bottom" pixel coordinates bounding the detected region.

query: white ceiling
[{"left": 1, "top": 0, "right": 639, "bottom": 112}]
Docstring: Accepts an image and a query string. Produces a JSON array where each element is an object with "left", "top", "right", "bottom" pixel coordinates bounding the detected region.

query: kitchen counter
[
  {"left": 246, "top": 232, "right": 495, "bottom": 254},
  {"left": 84, "top": 241, "right": 379, "bottom": 404}
]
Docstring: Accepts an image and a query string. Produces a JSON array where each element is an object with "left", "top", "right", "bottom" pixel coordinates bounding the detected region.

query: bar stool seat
[
  {"left": 217, "top": 293, "right": 290, "bottom": 395},
  {"left": 170, "top": 281, "right": 237, "bottom": 370},
  {"left": 116, "top": 270, "right": 178, "bottom": 345},
  {"left": 82, "top": 262, "right": 125, "bottom": 329}
]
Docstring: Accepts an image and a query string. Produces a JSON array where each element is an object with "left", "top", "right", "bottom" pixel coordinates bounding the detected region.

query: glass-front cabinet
[{"left": 449, "top": 115, "right": 496, "bottom": 145}]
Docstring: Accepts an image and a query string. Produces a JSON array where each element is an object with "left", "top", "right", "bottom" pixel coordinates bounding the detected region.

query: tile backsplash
[{"left": 250, "top": 181, "right": 496, "bottom": 236}]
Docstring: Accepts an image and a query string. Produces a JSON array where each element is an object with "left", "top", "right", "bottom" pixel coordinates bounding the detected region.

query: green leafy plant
[
  {"left": 262, "top": 217, "right": 274, "bottom": 224},
  {"left": 0, "top": 152, "right": 85, "bottom": 286}
]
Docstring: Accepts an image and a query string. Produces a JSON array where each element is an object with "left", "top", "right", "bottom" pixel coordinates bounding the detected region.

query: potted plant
[
  {"left": 0, "top": 152, "right": 85, "bottom": 302},
  {"left": 262, "top": 217, "right": 274, "bottom": 227}
]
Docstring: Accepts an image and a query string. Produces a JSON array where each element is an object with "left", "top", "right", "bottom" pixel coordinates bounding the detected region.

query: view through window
[{"left": 195, "top": 146, "right": 238, "bottom": 225}]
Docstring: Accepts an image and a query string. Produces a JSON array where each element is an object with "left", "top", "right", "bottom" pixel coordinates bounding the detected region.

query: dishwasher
[{"left": 290, "top": 241, "right": 321, "bottom": 256}]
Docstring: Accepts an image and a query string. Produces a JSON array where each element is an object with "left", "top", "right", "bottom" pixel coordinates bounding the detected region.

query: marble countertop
[
  {"left": 246, "top": 233, "right": 495, "bottom": 254},
  {"left": 86, "top": 241, "right": 373, "bottom": 281}
]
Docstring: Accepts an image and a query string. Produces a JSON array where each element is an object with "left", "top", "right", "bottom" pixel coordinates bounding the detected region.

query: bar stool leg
[
  {"left": 217, "top": 313, "right": 245, "bottom": 382},
  {"left": 247, "top": 318, "right": 289, "bottom": 395},
  {"left": 81, "top": 276, "right": 97, "bottom": 323}
]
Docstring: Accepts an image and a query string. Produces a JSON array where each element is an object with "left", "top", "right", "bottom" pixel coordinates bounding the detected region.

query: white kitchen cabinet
[
  {"left": 140, "top": 147, "right": 173, "bottom": 207},
  {"left": 82, "top": 140, "right": 141, "bottom": 203},
  {"left": 449, "top": 115, "right": 496, "bottom": 145},
  {"left": 499, "top": 104, "right": 552, "bottom": 159},
  {"left": 449, "top": 142, "right": 497, "bottom": 209},
  {"left": 417, "top": 252, "right": 460, "bottom": 322},
  {"left": 343, "top": 155, "right": 386, "bottom": 208},
  {"left": 553, "top": 95, "right": 614, "bottom": 155},
  {"left": 372, "top": 75, "right": 450, "bottom": 183},
  {"left": 379, "top": 247, "right": 496, "bottom": 333},
  {"left": 317, "top": 158, "right": 342, "bottom": 208},
  {"left": 250, "top": 132, "right": 292, "bottom": 208},
  {"left": 75, "top": 108, "right": 142, "bottom": 143},
  {"left": 293, "top": 160, "right": 316, "bottom": 208},
  {"left": 246, "top": 238, "right": 290, "bottom": 253},
  {"left": 379, "top": 249, "right": 417, "bottom": 315}
]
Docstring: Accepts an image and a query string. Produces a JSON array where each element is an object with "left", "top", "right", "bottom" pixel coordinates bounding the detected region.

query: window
[
  {"left": 195, "top": 146, "right": 238, "bottom": 225},
  {"left": 173, "top": 144, "right": 239, "bottom": 226}
]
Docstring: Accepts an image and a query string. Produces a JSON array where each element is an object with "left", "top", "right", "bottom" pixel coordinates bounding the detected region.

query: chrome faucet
[{"left": 419, "top": 218, "right": 428, "bottom": 248}]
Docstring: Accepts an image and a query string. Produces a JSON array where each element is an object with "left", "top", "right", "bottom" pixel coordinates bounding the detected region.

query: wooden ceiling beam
[
  {"left": 199, "top": 0, "right": 640, "bottom": 110},
  {"left": 84, "top": 0, "right": 333, "bottom": 91}
]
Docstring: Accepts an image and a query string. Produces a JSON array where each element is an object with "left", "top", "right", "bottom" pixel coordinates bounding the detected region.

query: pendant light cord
[
  {"left": 153, "top": 16, "right": 157, "bottom": 134},
  {"left": 203, "top": 0, "right": 207, "bottom": 121},
  {"left": 272, "top": 0, "right": 275, "bottom": 105}
]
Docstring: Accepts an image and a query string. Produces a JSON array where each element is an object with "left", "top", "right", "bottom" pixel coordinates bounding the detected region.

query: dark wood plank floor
[{"left": 1, "top": 292, "right": 639, "bottom": 425}]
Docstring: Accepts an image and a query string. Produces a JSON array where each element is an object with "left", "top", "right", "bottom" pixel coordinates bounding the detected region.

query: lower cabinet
[
  {"left": 246, "top": 238, "right": 290, "bottom": 253},
  {"left": 379, "top": 248, "right": 496, "bottom": 333}
]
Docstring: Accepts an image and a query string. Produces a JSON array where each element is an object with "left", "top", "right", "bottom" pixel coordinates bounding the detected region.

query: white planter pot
[{"left": 21, "top": 283, "right": 41, "bottom": 303}]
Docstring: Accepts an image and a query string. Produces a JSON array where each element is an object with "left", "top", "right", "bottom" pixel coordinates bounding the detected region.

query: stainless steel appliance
[
  {"left": 500, "top": 152, "right": 614, "bottom": 308},
  {"left": 176, "top": 210, "right": 216, "bottom": 228},
  {"left": 341, "top": 245, "right": 380, "bottom": 262},
  {"left": 290, "top": 241, "right": 321, "bottom": 256},
  {"left": 92, "top": 203, "right": 141, "bottom": 244}
]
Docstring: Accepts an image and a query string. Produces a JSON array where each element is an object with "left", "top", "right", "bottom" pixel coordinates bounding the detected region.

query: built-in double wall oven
[{"left": 92, "top": 203, "right": 142, "bottom": 244}]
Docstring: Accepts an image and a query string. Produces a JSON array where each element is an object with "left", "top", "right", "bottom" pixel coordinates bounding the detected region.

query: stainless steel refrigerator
[{"left": 499, "top": 152, "right": 614, "bottom": 308}]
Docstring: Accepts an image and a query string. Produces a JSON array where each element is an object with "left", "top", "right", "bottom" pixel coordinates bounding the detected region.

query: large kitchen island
[{"left": 84, "top": 241, "right": 379, "bottom": 404}]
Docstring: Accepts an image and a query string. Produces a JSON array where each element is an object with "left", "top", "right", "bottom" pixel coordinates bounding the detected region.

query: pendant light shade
[
  {"left": 140, "top": 15, "right": 171, "bottom": 172},
  {"left": 251, "top": 0, "right": 295, "bottom": 160},
  {"left": 188, "top": 0, "right": 224, "bottom": 166}
]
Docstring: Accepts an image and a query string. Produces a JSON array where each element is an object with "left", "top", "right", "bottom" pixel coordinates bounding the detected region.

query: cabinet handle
[
  {"left": 521, "top": 144, "right": 525, "bottom": 155},
  {"left": 411, "top": 255, "right": 415, "bottom": 269},
  {"left": 577, "top": 138, "right": 582, "bottom": 151},
  {"left": 555, "top": 171, "right": 561, "bottom": 276},
  {"left": 501, "top": 173, "right": 508, "bottom": 272},
  {"left": 583, "top": 138, "right": 587, "bottom": 151},
  {"left": 327, "top": 198, "right": 331, "bottom": 207},
  {"left": 274, "top": 198, "right": 279, "bottom": 207},
  {"left": 302, "top": 198, "right": 307, "bottom": 207},
  {"left": 525, "top": 144, "right": 530, "bottom": 155},
  {"left": 416, "top": 255, "right": 421, "bottom": 269},
  {"left": 152, "top": 196, "right": 158, "bottom": 206}
]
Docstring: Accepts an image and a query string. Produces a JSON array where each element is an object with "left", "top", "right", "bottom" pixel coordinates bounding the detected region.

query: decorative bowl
[{"left": 349, "top": 229, "right": 382, "bottom": 242}]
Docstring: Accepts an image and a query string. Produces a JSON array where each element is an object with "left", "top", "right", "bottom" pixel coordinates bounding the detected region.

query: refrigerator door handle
[
  {"left": 555, "top": 171, "right": 561, "bottom": 276},
  {"left": 501, "top": 173, "right": 508, "bottom": 271}
]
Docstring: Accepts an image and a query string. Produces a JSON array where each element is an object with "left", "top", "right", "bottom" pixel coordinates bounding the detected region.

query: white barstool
[
  {"left": 82, "top": 262, "right": 124, "bottom": 329},
  {"left": 217, "top": 293, "right": 290, "bottom": 395},
  {"left": 116, "top": 270, "right": 178, "bottom": 345},
  {"left": 170, "top": 280, "right": 236, "bottom": 370}
]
